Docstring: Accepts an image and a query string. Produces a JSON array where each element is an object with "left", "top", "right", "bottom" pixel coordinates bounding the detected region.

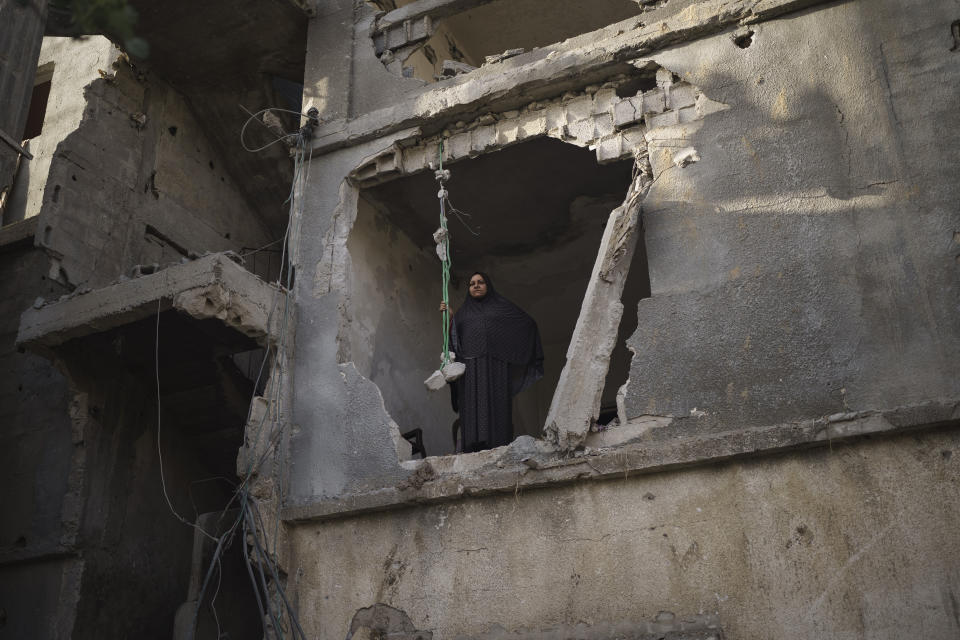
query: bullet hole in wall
[
  {"left": 71, "top": 175, "right": 76, "bottom": 181},
  {"left": 209, "top": 161, "right": 215, "bottom": 170},
  {"left": 43, "top": 225, "right": 52, "bottom": 244},
  {"left": 168, "top": 125, "right": 178, "bottom": 135},
  {"left": 951, "top": 20, "right": 960, "bottom": 51},
  {"left": 52, "top": 185, "right": 60, "bottom": 203},
  {"left": 733, "top": 30, "right": 754, "bottom": 48}
]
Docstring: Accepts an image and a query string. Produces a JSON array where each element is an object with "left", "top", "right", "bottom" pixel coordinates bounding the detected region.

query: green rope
[{"left": 439, "top": 140, "right": 452, "bottom": 367}]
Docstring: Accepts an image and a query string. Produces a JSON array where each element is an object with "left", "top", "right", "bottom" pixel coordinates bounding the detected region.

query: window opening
[
  {"left": 1, "top": 63, "right": 53, "bottom": 225},
  {"left": 21, "top": 79, "right": 51, "bottom": 141},
  {"left": 350, "top": 137, "right": 637, "bottom": 457}
]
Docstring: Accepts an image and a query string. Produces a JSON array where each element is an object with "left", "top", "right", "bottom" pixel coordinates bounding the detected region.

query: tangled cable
[{"left": 154, "top": 105, "right": 318, "bottom": 640}]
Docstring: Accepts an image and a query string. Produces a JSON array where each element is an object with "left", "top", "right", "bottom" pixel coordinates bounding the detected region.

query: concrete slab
[
  {"left": 308, "top": 0, "right": 831, "bottom": 156},
  {"left": 17, "top": 253, "right": 286, "bottom": 349}
]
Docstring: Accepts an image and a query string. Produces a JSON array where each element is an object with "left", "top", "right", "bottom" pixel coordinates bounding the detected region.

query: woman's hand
[{"left": 439, "top": 301, "right": 449, "bottom": 313}]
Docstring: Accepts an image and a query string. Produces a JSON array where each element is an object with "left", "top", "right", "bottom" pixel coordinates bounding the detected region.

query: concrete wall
[
  {"left": 1, "top": 35, "right": 283, "bottom": 640},
  {"left": 624, "top": 0, "right": 960, "bottom": 431},
  {"left": 288, "top": 427, "right": 960, "bottom": 640},
  {"left": 346, "top": 193, "right": 458, "bottom": 456},
  {"left": 285, "top": 1, "right": 960, "bottom": 638},
  {"left": 4, "top": 36, "right": 274, "bottom": 289},
  {"left": 0, "top": 243, "right": 73, "bottom": 640},
  {"left": 54, "top": 333, "right": 229, "bottom": 640}
]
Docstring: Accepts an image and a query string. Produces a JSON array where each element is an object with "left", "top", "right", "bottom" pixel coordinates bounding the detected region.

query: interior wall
[
  {"left": 55, "top": 326, "right": 241, "bottom": 639},
  {"left": 346, "top": 194, "right": 458, "bottom": 457}
]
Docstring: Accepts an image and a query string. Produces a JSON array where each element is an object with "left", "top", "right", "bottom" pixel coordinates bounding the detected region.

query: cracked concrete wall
[
  {"left": 5, "top": 36, "right": 273, "bottom": 291},
  {"left": 622, "top": 0, "right": 960, "bottom": 432},
  {"left": 293, "top": 0, "right": 960, "bottom": 486},
  {"left": 345, "top": 193, "right": 458, "bottom": 457},
  {"left": 284, "top": 1, "right": 960, "bottom": 638},
  {"left": 0, "top": 244, "right": 73, "bottom": 640},
  {"left": 52, "top": 336, "right": 225, "bottom": 640},
  {"left": 288, "top": 427, "right": 960, "bottom": 640},
  {"left": 288, "top": 136, "right": 421, "bottom": 502}
]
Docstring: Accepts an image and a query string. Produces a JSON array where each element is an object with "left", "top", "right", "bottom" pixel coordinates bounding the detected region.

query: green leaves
[{"left": 49, "top": 0, "right": 149, "bottom": 58}]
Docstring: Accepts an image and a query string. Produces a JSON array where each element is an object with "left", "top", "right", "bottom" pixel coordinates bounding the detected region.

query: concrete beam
[
  {"left": 17, "top": 253, "right": 286, "bottom": 349},
  {"left": 544, "top": 166, "right": 652, "bottom": 450},
  {"left": 281, "top": 399, "right": 960, "bottom": 522},
  {"left": 0, "top": 217, "right": 36, "bottom": 251},
  {"left": 311, "top": 0, "right": 831, "bottom": 156},
  {"left": 377, "top": 0, "right": 495, "bottom": 29},
  {"left": 373, "top": 0, "right": 497, "bottom": 53}
]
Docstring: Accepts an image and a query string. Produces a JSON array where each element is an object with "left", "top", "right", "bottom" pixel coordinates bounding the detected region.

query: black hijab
[{"left": 452, "top": 272, "right": 544, "bottom": 395}]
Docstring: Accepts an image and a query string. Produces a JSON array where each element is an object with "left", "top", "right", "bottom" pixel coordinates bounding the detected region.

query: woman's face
[{"left": 468, "top": 274, "right": 488, "bottom": 299}]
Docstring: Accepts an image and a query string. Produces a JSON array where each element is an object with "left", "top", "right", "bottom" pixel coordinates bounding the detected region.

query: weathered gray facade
[{"left": 2, "top": 0, "right": 959, "bottom": 639}]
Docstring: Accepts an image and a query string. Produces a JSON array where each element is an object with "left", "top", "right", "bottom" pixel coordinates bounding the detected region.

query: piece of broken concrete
[
  {"left": 673, "top": 147, "right": 700, "bottom": 167},
  {"left": 442, "top": 361, "right": 465, "bottom": 382},
  {"left": 424, "top": 369, "right": 446, "bottom": 391},
  {"left": 484, "top": 48, "right": 525, "bottom": 65},
  {"left": 441, "top": 60, "right": 476, "bottom": 77}
]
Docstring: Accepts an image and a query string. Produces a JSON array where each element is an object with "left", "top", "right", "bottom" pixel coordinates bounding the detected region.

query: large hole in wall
[
  {"left": 374, "top": 0, "right": 643, "bottom": 83},
  {"left": 348, "top": 138, "right": 649, "bottom": 457},
  {"left": 51, "top": 310, "right": 264, "bottom": 636}
]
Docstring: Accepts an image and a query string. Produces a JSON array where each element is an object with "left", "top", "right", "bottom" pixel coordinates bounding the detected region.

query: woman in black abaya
[{"left": 440, "top": 272, "right": 544, "bottom": 452}]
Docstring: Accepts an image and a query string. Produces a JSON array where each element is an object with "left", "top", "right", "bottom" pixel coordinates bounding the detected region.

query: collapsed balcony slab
[{"left": 17, "top": 253, "right": 286, "bottom": 349}]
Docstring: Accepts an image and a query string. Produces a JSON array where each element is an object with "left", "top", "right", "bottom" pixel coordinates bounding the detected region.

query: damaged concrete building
[{"left": 2, "top": 0, "right": 960, "bottom": 638}]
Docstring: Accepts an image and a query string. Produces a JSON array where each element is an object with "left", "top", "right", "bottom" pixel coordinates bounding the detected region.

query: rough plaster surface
[
  {"left": 3, "top": 37, "right": 117, "bottom": 225},
  {"left": 288, "top": 427, "right": 960, "bottom": 640},
  {"left": 623, "top": 0, "right": 960, "bottom": 429},
  {"left": 0, "top": 245, "right": 73, "bottom": 640},
  {"left": 10, "top": 36, "right": 273, "bottom": 291},
  {"left": 289, "top": 135, "right": 424, "bottom": 501}
]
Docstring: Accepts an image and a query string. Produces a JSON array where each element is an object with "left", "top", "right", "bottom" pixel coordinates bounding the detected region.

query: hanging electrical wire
[
  {"left": 424, "top": 140, "right": 467, "bottom": 392},
  {"left": 174, "top": 106, "right": 318, "bottom": 640}
]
